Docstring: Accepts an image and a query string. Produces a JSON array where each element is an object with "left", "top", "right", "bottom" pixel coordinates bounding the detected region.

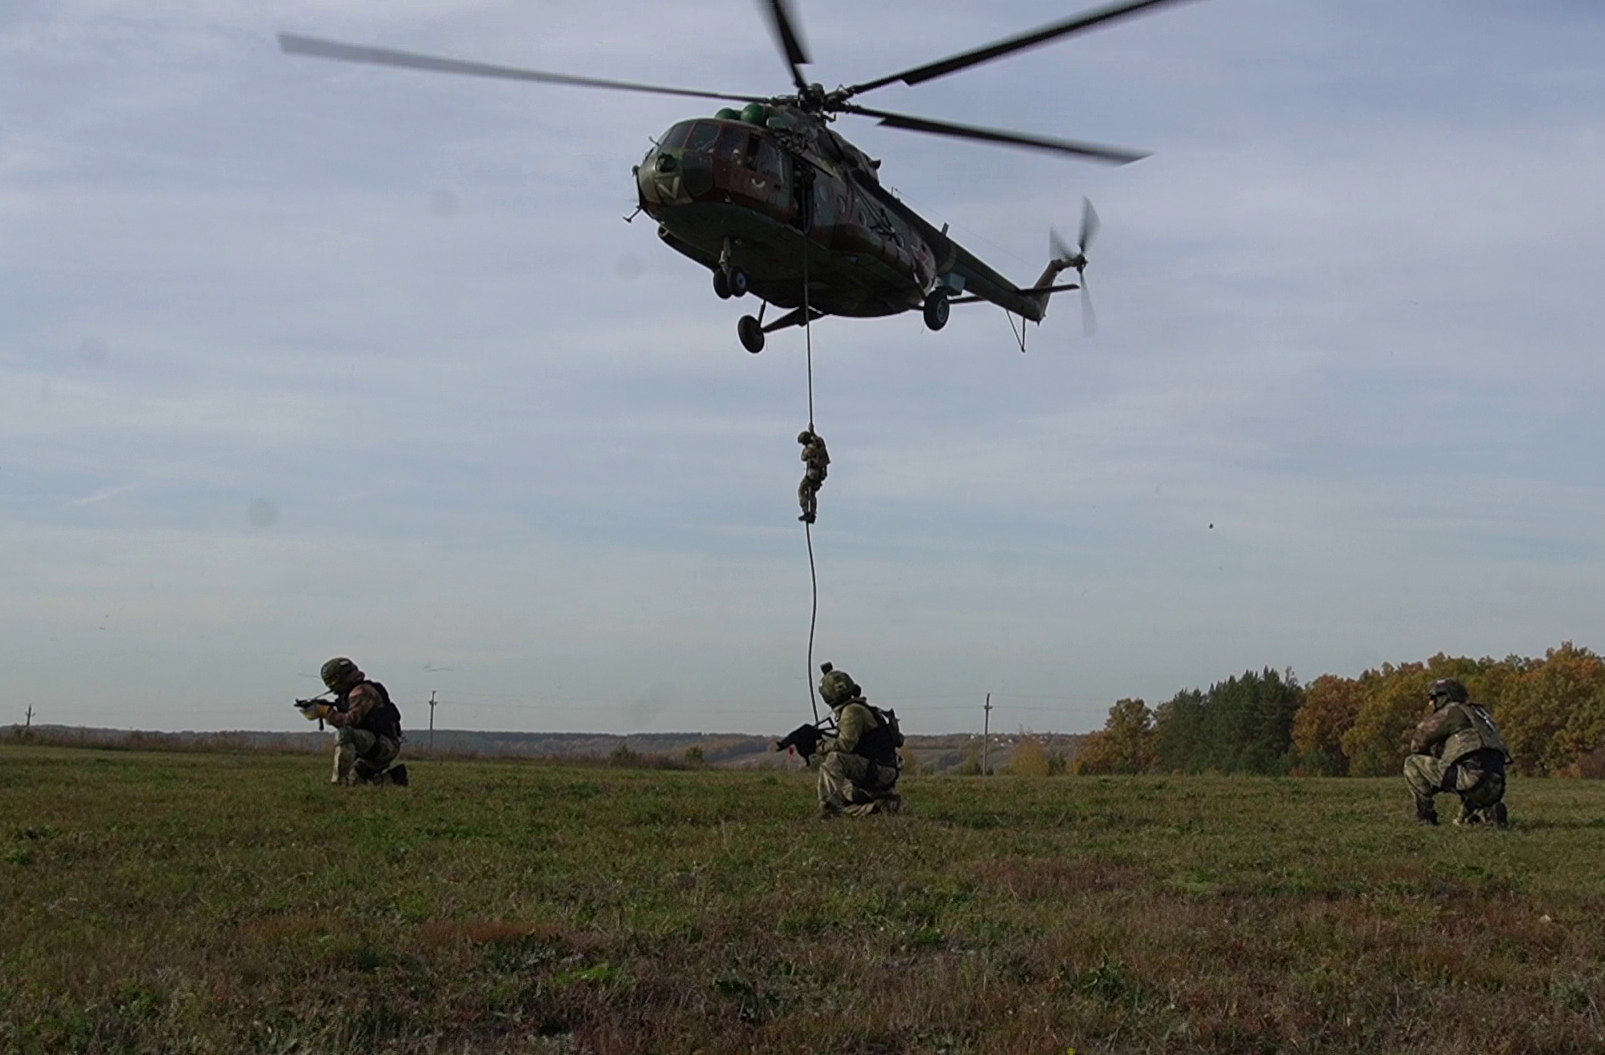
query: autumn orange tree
[
  {"left": 1071, "top": 698, "right": 1156, "bottom": 774},
  {"left": 1006, "top": 735, "right": 1053, "bottom": 777},
  {"left": 1495, "top": 643, "right": 1605, "bottom": 775},
  {"left": 1290, "top": 674, "right": 1362, "bottom": 775}
]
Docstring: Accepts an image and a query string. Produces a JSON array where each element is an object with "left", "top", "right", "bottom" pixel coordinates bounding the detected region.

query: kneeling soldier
[
  {"left": 1404, "top": 678, "right": 1509, "bottom": 826},
  {"left": 300, "top": 657, "right": 408, "bottom": 786},
  {"left": 815, "top": 663, "right": 903, "bottom": 817}
]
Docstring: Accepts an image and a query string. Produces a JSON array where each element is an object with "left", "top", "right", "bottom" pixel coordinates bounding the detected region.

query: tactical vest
[
  {"left": 1440, "top": 702, "right": 1509, "bottom": 766},
  {"left": 853, "top": 705, "right": 904, "bottom": 768},
  {"left": 342, "top": 680, "right": 403, "bottom": 742}
]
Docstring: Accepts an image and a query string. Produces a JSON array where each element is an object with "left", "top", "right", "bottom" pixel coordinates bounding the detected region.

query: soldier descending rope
[{"left": 797, "top": 429, "right": 829, "bottom": 524}]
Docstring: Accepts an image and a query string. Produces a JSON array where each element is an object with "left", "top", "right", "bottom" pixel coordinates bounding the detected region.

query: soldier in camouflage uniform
[
  {"left": 1403, "top": 678, "right": 1510, "bottom": 826},
  {"left": 814, "top": 663, "right": 903, "bottom": 817},
  {"left": 797, "top": 429, "right": 830, "bottom": 524},
  {"left": 299, "top": 657, "right": 408, "bottom": 786}
]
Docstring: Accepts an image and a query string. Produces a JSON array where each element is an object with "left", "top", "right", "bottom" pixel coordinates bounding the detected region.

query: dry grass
[{"left": 3, "top": 747, "right": 1604, "bottom": 1053}]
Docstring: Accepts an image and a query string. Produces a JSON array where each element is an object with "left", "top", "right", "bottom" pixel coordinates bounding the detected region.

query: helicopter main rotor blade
[
  {"left": 843, "top": 0, "right": 1199, "bottom": 97},
  {"left": 843, "top": 105, "right": 1147, "bottom": 164},
  {"left": 760, "top": 0, "right": 812, "bottom": 94},
  {"left": 278, "top": 33, "right": 769, "bottom": 105}
]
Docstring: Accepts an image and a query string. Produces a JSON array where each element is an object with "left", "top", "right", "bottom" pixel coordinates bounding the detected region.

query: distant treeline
[
  {"left": 0, "top": 724, "right": 1021, "bottom": 775},
  {"left": 1073, "top": 643, "right": 1605, "bottom": 778}
]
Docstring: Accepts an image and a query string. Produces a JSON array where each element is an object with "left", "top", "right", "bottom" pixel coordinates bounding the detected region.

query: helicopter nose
[{"left": 636, "top": 152, "right": 688, "bottom": 207}]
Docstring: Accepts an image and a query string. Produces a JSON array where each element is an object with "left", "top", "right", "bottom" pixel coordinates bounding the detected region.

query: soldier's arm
[
  {"left": 819, "top": 702, "right": 870, "bottom": 755},
  {"left": 324, "top": 684, "right": 380, "bottom": 729},
  {"left": 1408, "top": 706, "right": 1464, "bottom": 754}
]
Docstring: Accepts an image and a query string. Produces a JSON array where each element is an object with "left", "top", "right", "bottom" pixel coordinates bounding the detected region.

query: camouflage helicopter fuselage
[{"left": 634, "top": 102, "right": 1065, "bottom": 327}]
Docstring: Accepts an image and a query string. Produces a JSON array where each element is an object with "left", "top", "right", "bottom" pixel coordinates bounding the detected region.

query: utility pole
[
  {"left": 982, "top": 693, "right": 992, "bottom": 775},
  {"left": 428, "top": 691, "right": 437, "bottom": 756},
  {"left": 24, "top": 704, "right": 34, "bottom": 729}
]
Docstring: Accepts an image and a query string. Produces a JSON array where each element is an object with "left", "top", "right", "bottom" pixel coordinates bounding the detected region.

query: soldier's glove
[{"left": 295, "top": 700, "right": 331, "bottom": 722}]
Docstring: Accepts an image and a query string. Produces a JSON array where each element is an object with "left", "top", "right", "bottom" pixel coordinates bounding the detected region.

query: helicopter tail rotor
[
  {"left": 1050, "top": 198, "right": 1100, "bottom": 336},
  {"left": 1078, "top": 196, "right": 1100, "bottom": 256}
]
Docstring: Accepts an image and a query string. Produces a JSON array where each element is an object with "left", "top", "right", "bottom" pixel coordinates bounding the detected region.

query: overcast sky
[{"left": 3, "top": 0, "right": 1602, "bottom": 736}]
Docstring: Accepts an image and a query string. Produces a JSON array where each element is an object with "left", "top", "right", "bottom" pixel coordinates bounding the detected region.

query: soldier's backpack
[
  {"left": 356, "top": 680, "right": 404, "bottom": 742},
  {"left": 857, "top": 705, "right": 904, "bottom": 767},
  {"left": 875, "top": 706, "right": 904, "bottom": 748}
]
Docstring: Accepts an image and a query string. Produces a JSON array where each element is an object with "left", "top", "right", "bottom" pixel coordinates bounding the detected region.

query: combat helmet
[
  {"left": 1427, "top": 677, "right": 1469, "bottom": 704},
  {"left": 798, "top": 430, "right": 815, "bottom": 444},
  {"left": 320, "top": 656, "right": 363, "bottom": 693},
  {"left": 818, "top": 662, "right": 861, "bottom": 708}
]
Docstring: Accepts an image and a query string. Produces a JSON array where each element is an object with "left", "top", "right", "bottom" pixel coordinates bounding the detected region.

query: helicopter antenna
[{"left": 1008, "top": 311, "right": 1027, "bottom": 353}]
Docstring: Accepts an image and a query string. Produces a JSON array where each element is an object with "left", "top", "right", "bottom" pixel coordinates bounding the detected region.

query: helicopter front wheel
[
  {"left": 713, "top": 265, "right": 749, "bottom": 299},
  {"left": 738, "top": 315, "right": 765, "bottom": 354},
  {"left": 923, "top": 290, "right": 950, "bottom": 331}
]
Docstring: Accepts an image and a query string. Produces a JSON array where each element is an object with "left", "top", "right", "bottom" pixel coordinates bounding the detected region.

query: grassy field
[{"left": 3, "top": 744, "right": 1604, "bottom": 1054}]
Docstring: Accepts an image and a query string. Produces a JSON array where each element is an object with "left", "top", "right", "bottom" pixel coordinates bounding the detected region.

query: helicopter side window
[
  {"left": 714, "top": 125, "right": 750, "bottom": 166},
  {"left": 755, "top": 139, "right": 784, "bottom": 179},
  {"left": 684, "top": 122, "right": 718, "bottom": 152},
  {"left": 659, "top": 121, "right": 694, "bottom": 150}
]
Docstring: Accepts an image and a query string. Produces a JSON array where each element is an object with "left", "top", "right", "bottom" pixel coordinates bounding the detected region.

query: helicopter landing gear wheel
[
  {"left": 738, "top": 315, "right": 765, "bottom": 354},
  {"left": 726, "top": 266, "right": 749, "bottom": 298},
  {"left": 713, "top": 268, "right": 732, "bottom": 300},
  {"left": 923, "top": 290, "right": 950, "bottom": 331}
]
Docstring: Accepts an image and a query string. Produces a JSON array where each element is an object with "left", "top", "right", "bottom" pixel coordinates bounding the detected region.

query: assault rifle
[
  {"left": 293, "top": 694, "right": 342, "bottom": 731},
  {"left": 774, "top": 716, "right": 837, "bottom": 762}
]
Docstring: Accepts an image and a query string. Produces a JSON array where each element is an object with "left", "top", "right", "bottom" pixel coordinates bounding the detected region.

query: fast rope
[{"left": 802, "top": 235, "right": 821, "bottom": 724}]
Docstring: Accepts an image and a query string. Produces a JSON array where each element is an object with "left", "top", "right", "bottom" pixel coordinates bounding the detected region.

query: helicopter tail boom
[
  {"left": 1024, "top": 254, "right": 1082, "bottom": 320},
  {"left": 938, "top": 199, "right": 1099, "bottom": 337}
]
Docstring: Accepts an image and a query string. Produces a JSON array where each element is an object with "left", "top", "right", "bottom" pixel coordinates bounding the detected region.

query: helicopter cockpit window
[
  {"left": 659, "top": 121, "right": 694, "bottom": 150},
  {"left": 684, "top": 122, "right": 718, "bottom": 152}
]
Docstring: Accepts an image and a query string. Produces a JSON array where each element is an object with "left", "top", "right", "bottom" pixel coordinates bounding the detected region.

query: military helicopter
[{"left": 280, "top": 0, "right": 1194, "bottom": 353}]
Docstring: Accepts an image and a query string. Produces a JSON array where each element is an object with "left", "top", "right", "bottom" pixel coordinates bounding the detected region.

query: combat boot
[
  {"left": 1414, "top": 799, "right": 1438, "bottom": 826},
  {"left": 1491, "top": 801, "right": 1508, "bottom": 828},
  {"left": 388, "top": 764, "right": 409, "bottom": 787}
]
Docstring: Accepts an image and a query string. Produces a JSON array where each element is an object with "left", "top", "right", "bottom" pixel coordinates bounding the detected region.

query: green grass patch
[{"left": 3, "top": 744, "right": 1604, "bottom": 1053}]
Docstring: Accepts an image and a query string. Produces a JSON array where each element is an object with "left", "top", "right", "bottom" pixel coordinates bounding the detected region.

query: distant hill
[{"left": 4, "top": 725, "right": 1084, "bottom": 775}]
